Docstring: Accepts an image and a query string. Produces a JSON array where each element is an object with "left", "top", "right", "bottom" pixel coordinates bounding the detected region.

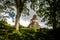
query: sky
[
  {"left": 6, "top": 13, "right": 52, "bottom": 29},
  {"left": 1, "top": 1, "right": 52, "bottom": 29}
]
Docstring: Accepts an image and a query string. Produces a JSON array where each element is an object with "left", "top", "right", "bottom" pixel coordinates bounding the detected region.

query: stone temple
[{"left": 28, "top": 15, "right": 41, "bottom": 28}]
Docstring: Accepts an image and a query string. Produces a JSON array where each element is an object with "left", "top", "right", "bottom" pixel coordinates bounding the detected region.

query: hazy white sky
[
  {"left": 6, "top": 8, "right": 52, "bottom": 29},
  {"left": 6, "top": 15, "right": 52, "bottom": 29},
  {"left": 5, "top": 2, "right": 52, "bottom": 29}
]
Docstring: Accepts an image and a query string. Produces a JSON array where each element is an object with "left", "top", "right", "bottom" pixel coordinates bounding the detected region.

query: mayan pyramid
[{"left": 28, "top": 15, "right": 41, "bottom": 28}]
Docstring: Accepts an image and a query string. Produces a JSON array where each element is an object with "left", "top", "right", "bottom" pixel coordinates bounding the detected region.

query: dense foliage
[{"left": 0, "top": 21, "right": 60, "bottom": 40}]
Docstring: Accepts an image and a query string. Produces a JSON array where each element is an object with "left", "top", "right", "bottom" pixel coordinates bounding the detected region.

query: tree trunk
[
  {"left": 15, "top": 7, "right": 21, "bottom": 30},
  {"left": 48, "top": 0, "right": 57, "bottom": 30},
  {"left": 14, "top": 0, "right": 25, "bottom": 30},
  {"left": 53, "top": 13, "right": 57, "bottom": 30},
  {"left": 53, "top": 0, "right": 57, "bottom": 30}
]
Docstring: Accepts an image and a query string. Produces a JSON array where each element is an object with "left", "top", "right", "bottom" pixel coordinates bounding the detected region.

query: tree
[
  {"left": 30, "top": 0, "right": 60, "bottom": 30},
  {"left": 14, "top": 0, "right": 30, "bottom": 30},
  {"left": 0, "top": 0, "right": 30, "bottom": 30},
  {"left": 45, "top": 0, "right": 60, "bottom": 29},
  {"left": 14, "top": 0, "right": 25, "bottom": 30}
]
